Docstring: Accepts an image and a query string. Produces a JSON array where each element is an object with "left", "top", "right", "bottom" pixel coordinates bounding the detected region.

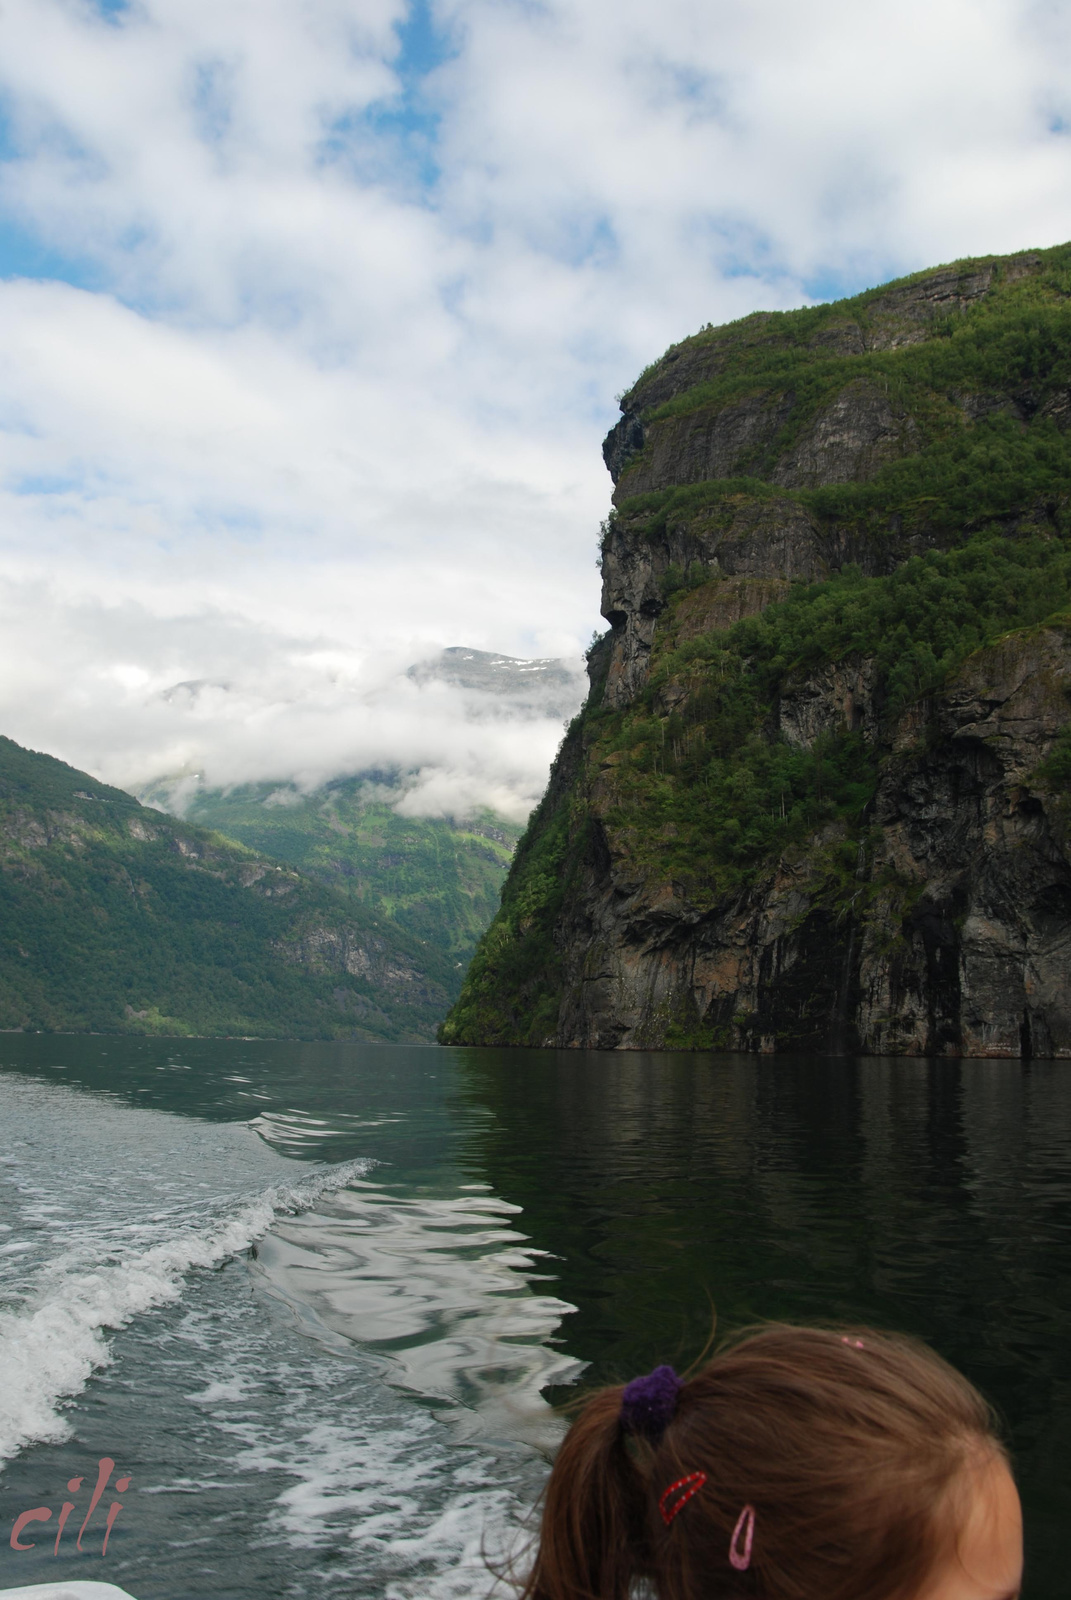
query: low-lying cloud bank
[{"left": 0, "top": 580, "right": 586, "bottom": 821}]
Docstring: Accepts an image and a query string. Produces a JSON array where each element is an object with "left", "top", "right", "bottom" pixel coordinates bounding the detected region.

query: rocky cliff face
[
  {"left": 554, "top": 624, "right": 1071, "bottom": 1058},
  {"left": 442, "top": 244, "right": 1071, "bottom": 1058}
]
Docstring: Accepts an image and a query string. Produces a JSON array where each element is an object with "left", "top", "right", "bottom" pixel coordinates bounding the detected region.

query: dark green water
[{"left": 0, "top": 1039, "right": 1067, "bottom": 1597}]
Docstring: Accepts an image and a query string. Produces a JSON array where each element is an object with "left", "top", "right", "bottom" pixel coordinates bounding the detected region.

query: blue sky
[
  {"left": 0, "top": 0, "right": 1068, "bottom": 808},
  {"left": 0, "top": 108, "right": 98, "bottom": 285},
  {"left": 0, "top": 214, "right": 99, "bottom": 286}
]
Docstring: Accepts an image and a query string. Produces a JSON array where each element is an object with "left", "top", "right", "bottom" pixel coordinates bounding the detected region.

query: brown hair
[{"left": 520, "top": 1325, "right": 1005, "bottom": 1600}]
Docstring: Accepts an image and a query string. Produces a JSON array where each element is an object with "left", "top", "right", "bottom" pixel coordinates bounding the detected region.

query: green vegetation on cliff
[
  {"left": 0, "top": 737, "right": 453, "bottom": 1039},
  {"left": 442, "top": 243, "right": 1071, "bottom": 1048},
  {"left": 440, "top": 761, "right": 579, "bottom": 1046},
  {"left": 597, "top": 530, "right": 1071, "bottom": 888},
  {"left": 614, "top": 248, "right": 1071, "bottom": 542}
]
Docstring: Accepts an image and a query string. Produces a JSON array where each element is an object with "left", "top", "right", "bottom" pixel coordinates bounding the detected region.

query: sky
[{"left": 0, "top": 0, "right": 1069, "bottom": 817}]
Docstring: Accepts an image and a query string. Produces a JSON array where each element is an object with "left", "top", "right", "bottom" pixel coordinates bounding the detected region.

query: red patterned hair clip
[{"left": 658, "top": 1471, "right": 707, "bottom": 1527}]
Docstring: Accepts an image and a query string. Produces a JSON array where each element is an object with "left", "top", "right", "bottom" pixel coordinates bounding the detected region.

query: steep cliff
[{"left": 442, "top": 244, "right": 1071, "bottom": 1057}]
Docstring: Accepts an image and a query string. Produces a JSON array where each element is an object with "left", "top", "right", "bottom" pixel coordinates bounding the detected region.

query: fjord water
[{"left": 0, "top": 1044, "right": 1067, "bottom": 1599}]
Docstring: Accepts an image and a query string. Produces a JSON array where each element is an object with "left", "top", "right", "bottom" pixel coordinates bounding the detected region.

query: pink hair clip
[
  {"left": 841, "top": 1336, "right": 865, "bottom": 1349},
  {"left": 729, "top": 1503, "right": 756, "bottom": 1570},
  {"left": 658, "top": 1472, "right": 707, "bottom": 1527}
]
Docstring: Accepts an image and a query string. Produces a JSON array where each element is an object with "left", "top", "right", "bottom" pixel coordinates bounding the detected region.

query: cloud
[
  {"left": 0, "top": 577, "right": 585, "bottom": 819},
  {"left": 0, "top": 0, "right": 1067, "bottom": 810}
]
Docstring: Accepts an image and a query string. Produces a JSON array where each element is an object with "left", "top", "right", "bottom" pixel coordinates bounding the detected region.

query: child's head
[{"left": 522, "top": 1325, "right": 1021, "bottom": 1600}]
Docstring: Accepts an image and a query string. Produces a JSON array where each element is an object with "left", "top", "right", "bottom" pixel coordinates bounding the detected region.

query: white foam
[
  {"left": 0, "top": 1159, "right": 371, "bottom": 1465},
  {"left": 223, "top": 1365, "right": 540, "bottom": 1599}
]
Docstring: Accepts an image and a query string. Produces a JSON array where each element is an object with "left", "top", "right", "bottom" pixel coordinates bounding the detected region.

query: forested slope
[
  {"left": 443, "top": 244, "right": 1071, "bottom": 1058},
  {"left": 0, "top": 737, "right": 451, "bottom": 1039},
  {"left": 166, "top": 777, "right": 521, "bottom": 977}
]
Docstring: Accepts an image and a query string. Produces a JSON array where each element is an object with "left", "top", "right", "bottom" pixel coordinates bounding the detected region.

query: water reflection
[
  {"left": 255, "top": 1178, "right": 579, "bottom": 1451},
  {"left": 450, "top": 1051, "right": 1071, "bottom": 1595}
]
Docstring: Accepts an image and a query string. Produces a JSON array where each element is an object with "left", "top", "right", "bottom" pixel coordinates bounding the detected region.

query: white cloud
[
  {"left": 0, "top": 0, "right": 1067, "bottom": 813},
  {"left": 0, "top": 577, "right": 583, "bottom": 819}
]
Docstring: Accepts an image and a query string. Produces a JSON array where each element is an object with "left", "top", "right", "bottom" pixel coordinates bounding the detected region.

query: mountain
[
  {"left": 157, "top": 775, "right": 523, "bottom": 973},
  {"left": 0, "top": 735, "right": 454, "bottom": 1040},
  {"left": 135, "top": 646, "right": 584, "bottom": 987},
  {"left": 442, "top": 244, "right": 1071, "bottom": 1059},
  {"left": 407, "top": 646, "right": 584, "bottom": 716}
]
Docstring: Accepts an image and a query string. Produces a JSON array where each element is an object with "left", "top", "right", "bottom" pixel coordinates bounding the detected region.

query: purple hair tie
[{"left": 620, "top": 1364, "right": 682, "bottom": 1439}]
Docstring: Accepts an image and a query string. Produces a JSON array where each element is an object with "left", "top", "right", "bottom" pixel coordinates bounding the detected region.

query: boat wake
[{"left": 0, "top": 1074, "right": 372, "bottom": 1465}]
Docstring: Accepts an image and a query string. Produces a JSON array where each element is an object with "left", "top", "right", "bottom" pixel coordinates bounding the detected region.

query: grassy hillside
[
  {"left": 155, "top": 777, "right": 523, "bottom": 973},
  {"left": 0, "top": 737, "right": 453, "bottom": 1040}
]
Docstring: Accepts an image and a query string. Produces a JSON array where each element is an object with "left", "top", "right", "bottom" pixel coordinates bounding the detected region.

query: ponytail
[
  {"left": 521, "top": 1385, "right": 649, "bottom": 1600},
  {"left": 517, "top": 1326, "right": 1006, "bottom": 1600}
]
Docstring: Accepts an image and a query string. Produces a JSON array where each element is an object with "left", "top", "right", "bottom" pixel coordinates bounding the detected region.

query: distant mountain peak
[{"left": 407, "top": 645, "right": 584, "bottom": 702}]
